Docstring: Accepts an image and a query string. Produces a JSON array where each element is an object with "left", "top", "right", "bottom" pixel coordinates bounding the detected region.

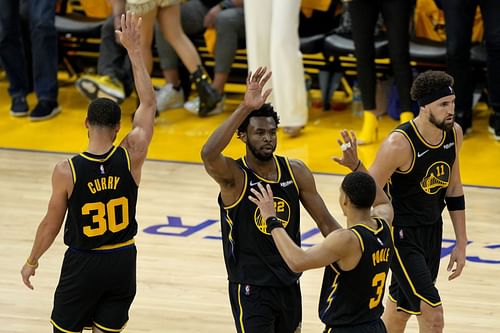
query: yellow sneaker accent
[
  {"left": 358, "top": 111, "right": 378, "bottom": 145},
  {"left": 400, "top": 111, "right": 414, "bottom": 124}
]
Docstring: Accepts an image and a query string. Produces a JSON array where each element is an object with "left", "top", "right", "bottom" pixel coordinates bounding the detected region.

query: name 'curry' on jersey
[
  {"left": 319, "top": 218, "right": 393, "bottom": 328},
  {"left": 388, "top": 120, "right": 456, "bottom": 227},
  {"left": 218, "top": 156, "right": 301, "bottom": 286},
  {"left": 65, "top": 146, "right": 138, "bottom": 250}
]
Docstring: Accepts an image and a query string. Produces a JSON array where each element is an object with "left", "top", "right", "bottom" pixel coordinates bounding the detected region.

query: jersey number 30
[{"left": 81, "top": 197, "right": 129, "bottom": 237}]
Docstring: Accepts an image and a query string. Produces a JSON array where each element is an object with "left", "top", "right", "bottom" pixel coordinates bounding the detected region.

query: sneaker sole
[
  {"left": 76, "top": 78, "right": 125, "bottom": 103},
  {"left": 199, "top": 98, "right": 225, "bottom": 117},
  {"left": 10, "top": 111, "right": 29, "bottom": 117},
  {"left": 29, "top": 107, "right": 62, "bottom": 122},
  {"left": 157, "top": 101, "right": 184, "bottom": 113}
]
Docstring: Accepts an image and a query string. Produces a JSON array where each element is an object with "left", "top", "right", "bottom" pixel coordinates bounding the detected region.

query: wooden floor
[
  {"left": 1, "top": 150, "right": 500, "bottom": 332},
  {"left": 1, "top": 75, "right": 500, "bottom": 332}
]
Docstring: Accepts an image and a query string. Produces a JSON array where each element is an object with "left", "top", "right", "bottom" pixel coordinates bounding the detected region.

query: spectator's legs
[
  {"left": 30, "top": 0, "right": 58, "bottom": 103},
  {"left": 349, "top": 0, "right": 379, "bottom": 144},
  {"left": 98, "top": 16, "right": 133, "bottom": 96},
  {"left": 156, "top": 0, "right": 207, "bottom": 86},
  {"left": 136, "top": 8, "right": 157, "bottom": 73},
  {"left": 213, "top": 7, "right": 245, "bottom": 93},
  {"left": 157, "top": 4, "right": 221, "bottom": 116},
  {"left": 442, "top": 0, "right": 476, "bottom": 133},
  {"left": 480, "top": 0, "right": 500, "bottom": 140},
  {"left": 0, "top": 0, "right": 30, "bottom": 99},
  {"left": 381, "top": 0, "right": 412, "bottom": 123}
]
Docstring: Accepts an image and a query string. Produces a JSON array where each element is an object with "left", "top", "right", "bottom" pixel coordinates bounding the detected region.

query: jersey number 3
[
  {"left": 369, "top": 272, "right": 386, "bottom": 309},
  {"left": 81, "top": 197, "right": 129, "bottom": 237}
]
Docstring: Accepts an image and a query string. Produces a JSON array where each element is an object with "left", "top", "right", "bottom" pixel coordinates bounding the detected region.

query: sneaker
[
  {"left": 10, "top": 96, "right": 29, "bottom": 117},
  {"left": 29, "top": 100, "right": 61, "bottom": 121},
  {"left": 489, "top": 113, "right": 500, "bottom": 141},
  {"left": 184, "top": 95, "right": 225, "bottom": 117},
  {"left": 156, "top": 83, "right": 184, "bottom": 112},
  {"left": 75, "top": 74, "right": 125, "bottom": 104}
]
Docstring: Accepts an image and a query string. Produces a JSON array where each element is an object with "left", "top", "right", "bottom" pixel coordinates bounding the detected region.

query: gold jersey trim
[
  {"left": 242, "top": 155, "right": 281, "bottom": 183},
  {"left": 353, "top": 217, "right": 385, "bottom": 235},
  {"left": 388, "top": 294, "right": 422, "bottom": 315},
  {"left": 122, "top": 146, "right": 131, "bottom": 171},
  {"left": 94, "top": 320, "right": 127, "bottom": 332},
  {"left": 350, "top": 229, "right": 365, "bottom": 252},
  {"left": 80, "top": 146, "right": 119, "bottom": 162},
  {"left": 393, "top": 129, "right": 416, "bottom": 174},
  {"left": 223, "top": 169, "right": 248, "bottom": 209},
  {"left": 50, "top": 319, "right": 80, "bottom": 333},
  {"left": 92, "top": 238, "right": 135, "bottom": 251},
  {"left": 237, "top": 284, "right": 246, "bottom": 333},
  {"left": 410, "top": 120, "right": 446, "bottom": 149},
  {"left": 68, "top": 158, "right": 76, "bottom": 184},
  {"left": 391, "top": 228, "right": 443, "bottom": 307}
]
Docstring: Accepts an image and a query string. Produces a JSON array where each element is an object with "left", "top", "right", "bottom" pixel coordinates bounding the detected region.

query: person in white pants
[{"left": 244, "top": 0, "right": 307, "bottom": 137}]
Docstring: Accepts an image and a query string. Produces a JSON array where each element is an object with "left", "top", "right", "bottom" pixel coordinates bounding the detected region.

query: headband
[{"left": 417, "top": 85, "right": 454, "bottom": 107}]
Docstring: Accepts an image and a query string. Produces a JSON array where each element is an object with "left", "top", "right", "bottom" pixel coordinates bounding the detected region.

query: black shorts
[
  {"left": 228, "top": 281, "right": 302, "bottom": 333},
  {"left": 323, "top": 319, "right": 387, "bottom": 333},
  {"left": 51, "top": 245, "right": 137, "bottom": 333},
  {"left": 388, "top": 222, "right": 443, "bottom": 314}
]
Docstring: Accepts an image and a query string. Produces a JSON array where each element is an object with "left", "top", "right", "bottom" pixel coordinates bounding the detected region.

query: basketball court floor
[{"left": 1, "top": 77, "right": 499, "bottom": 332}]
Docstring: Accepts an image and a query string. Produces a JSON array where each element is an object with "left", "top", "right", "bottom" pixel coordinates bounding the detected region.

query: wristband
[
  {"left": 352, "top": 160, "right": 362, "bottom": 172},
  {"left": 266, "top": 216, "right": 283, "bottom": 234},
  {"left": 26, "top": 258, "right": 39, "bottom": 269},
  {"left": 446, "top": 195, "right": 465, "bottom": 211}
]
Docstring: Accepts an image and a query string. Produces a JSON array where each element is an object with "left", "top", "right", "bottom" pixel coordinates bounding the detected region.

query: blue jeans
[
  {"left": 0, "top": 0, "right": 58, "bottom": 102},
  {"left": 442, "top": 0, "right": 500, "bottom": 115}
]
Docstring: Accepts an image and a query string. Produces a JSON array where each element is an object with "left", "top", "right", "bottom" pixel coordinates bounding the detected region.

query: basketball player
[
  {"left": 363, "top": 71, "right": 466, "bottom": 333},
  {"left": 20, "top": 12, "right": 156, "bottom": 333},
  {"left": 249, "top": 131, "right": 394, "bottom": 333},
  {"left": 201, "top": 67, "right": 342, "bottom": 333}
]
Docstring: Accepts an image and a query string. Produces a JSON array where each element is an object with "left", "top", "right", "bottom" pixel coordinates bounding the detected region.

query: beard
[
  {"left": 247, "top": 141, "right": 275, "bottom": 161},
  {"left": 429, "top": 112, "right": 454, "bottom": 131}
]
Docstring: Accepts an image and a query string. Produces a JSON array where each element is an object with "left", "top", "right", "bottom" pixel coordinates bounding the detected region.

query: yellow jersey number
[
  {"left": 369, "top": 272, "right": 387, "bottom": 309},
  {"left": 81, "top": 197, "right": 129, "bottom": 237}
]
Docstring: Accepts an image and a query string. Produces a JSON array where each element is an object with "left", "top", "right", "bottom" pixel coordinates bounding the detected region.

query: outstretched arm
[
  {"left": 201, "top": 67, "right": 272, "bottom": 188},
  {"left": 249, "top": 183, "right": 358, "bottom": 272},
  {"left": 118, "top": 12, "right": 156, "bottom": 182},
  {"left": 290, "top": 159, "right": 342, "bottom": 236},
  {"left": 21, "top": 161, "right": 71, "bottom": 290},
  {"left": 446, "top": 123, "right": 467, "bottom": 280},
  {"left": 333, "top": 130, "right": 394, "bottom": 225}
]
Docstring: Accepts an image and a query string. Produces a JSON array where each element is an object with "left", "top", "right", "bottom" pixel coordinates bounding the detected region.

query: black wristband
[
  {"left": 352, "top": 160, "right": 362, "bottom": 172},
  {"left": 266, "top": 216, "right": 283, "bottom": 234},
  {"left": 446, "top": 195, "right": 465, "bottom": 211}
]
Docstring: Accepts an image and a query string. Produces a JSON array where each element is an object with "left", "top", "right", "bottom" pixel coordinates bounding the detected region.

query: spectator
[
  {"left": 244, "top": 0, "right": 308, "bottom": 137},
  {"left": 441, "top": 0, "right": 500, "bottom": 140},
  {"left": 154, "top": 0, "right": 244, "bottom": 116},
  {"left": 0, "top": 0, "right": 60, "bottom": 121},
  {"left": 126, "top": 0, "right": 222, "bottom": 116},
  {"left": 348, "top": 0, "right": 413, "bottom": 144}
]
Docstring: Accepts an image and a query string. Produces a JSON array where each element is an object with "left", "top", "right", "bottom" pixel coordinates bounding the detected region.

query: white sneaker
[
  {"left": 156, "top": 83, "right": 184, "bottom": 112},
  {"left": 184, "top": 95, "right": 225, "bottom": 116}
]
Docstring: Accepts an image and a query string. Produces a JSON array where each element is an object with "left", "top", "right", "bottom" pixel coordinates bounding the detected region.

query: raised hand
[
  {"left": 248, "top": 183, "right": 276, "bottom": 221},
  {"left": 115, "top": 11, "right": 142, "bottom": 52},
  {"left": 243, "top": 67, "right": 272, "bottom": 111},
  {"left": 333, "top": 130, "right": 360, "bottom": 171}
]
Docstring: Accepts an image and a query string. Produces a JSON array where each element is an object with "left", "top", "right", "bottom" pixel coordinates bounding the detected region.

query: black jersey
[
  {"left": 64, "top": 146, "right": 138, "bottom": 250},
  {"left": 388, "top": 121, "right": 456, "bottom": 227},
  {"left": 319, "top": 218, "right": 393, "bottom": 328},
  {"left": 218, "top": 155, "right": 301, "bottom": 287}
]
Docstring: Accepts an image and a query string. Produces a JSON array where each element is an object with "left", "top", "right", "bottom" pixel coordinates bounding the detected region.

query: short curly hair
[
  {"left": 237, "top": 103, "right": 280, "bottom": 137},
  {"left": 410, "top": 71, "right": 454, "bottom": 102}
]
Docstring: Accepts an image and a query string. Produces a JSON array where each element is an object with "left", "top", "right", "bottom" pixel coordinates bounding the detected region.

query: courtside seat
[
  {"left": 300, "top": 34, "right": 326, "bottom": 54},
  {"left": 409, "top": 40, "right": 446, "bottom": 62},
  {"left": 55, "top": 14, "right": 106, "bottom": 77},
  {"left": 323, "top": 33, "right": 389, "bottom": 58}
]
